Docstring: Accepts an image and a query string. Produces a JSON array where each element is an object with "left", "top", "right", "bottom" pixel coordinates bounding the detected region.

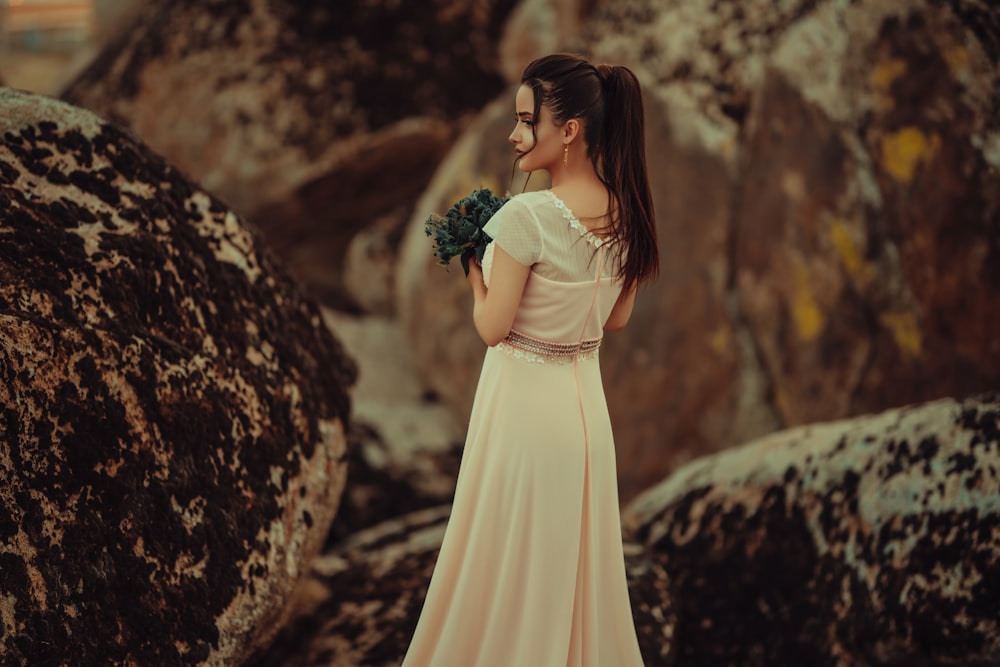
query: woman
[{"left": 403, "top": 53, "right": 658, "bottom": 667}]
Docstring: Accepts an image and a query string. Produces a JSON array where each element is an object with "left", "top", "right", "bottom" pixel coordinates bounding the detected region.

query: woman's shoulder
[
  {"left": 496, "top": 190, "right": 563, "bottom": 222},
  {"left": 488, "top": 191, "right": 545, "bottom": 225},
  {"left": 485, "top": 192, "right": 532, "bottom": 236},
  {"left": 507, "top": 190, "right": 552, "bottom": 210}
]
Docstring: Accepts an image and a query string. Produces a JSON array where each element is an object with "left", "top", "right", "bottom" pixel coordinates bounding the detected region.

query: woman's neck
[
  {"left": 549, "top": 166, "right": 611, "bottom": 228},
  {"left": 548, "top": 159, "right": 602, "bottom": 191}
]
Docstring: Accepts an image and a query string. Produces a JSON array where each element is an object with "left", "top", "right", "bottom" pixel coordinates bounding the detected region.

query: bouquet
[{"left": 425, "top": 187, "right": 507, "bottom": 276}]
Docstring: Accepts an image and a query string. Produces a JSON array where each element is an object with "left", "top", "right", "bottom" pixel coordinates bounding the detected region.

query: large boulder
[
  {"left": 0, "top": 87, "right": 355, "bottom": 665},
  {"left": 62, "top": 0, "right": 522, "bottom": 309},
  {"left": 625, "top": 392, "right": 1000, "bottom": 665},
  {"left": 397, "top": 0, "right": 1000, "bottom": 499},
  {"left": 730, "top": 2, "right": 1000, "bottom": 424}
]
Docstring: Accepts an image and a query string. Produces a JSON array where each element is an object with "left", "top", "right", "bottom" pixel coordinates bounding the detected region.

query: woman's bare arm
[
  {"left": 604, "top": 285, "right": 637, "bottom": 331},
  {"left": 467, "top": 246, "right": 531, "bottom": 346}
]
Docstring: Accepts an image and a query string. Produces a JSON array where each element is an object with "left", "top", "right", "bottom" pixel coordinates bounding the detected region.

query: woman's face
[{"left": 509, "top": 84, "right": 563, "bottom": 173}]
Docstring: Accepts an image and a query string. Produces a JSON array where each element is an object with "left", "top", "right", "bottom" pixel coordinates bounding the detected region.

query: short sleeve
[{"left": 482, "top": 198, "right": 542, "bottom": 267}]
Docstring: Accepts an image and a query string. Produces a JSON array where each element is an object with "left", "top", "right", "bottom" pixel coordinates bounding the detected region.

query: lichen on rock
[
  {"left": 625, "top": 392, "right": 1000, "bottom": 665},
  {"left": 0, "top": 87, "right": 355, "bottom": 665}
]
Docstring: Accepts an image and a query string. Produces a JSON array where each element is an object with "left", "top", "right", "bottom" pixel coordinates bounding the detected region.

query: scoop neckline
[{"left": 542, "top": 190, "right": 612, "bottom": 248}]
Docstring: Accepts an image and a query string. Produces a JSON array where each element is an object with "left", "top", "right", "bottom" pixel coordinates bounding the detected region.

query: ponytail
[
  {"left": 595, "top": 64, "right": 658, "bottom": 293},
  {"left": 519, "top": 55, "right": 659, "bottom": 292}
]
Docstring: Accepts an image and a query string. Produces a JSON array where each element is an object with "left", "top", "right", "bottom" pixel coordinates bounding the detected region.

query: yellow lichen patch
[
  {"left": 944, "top": 46, "right": 969, "bottom": 77},
  {"left": 829, "top": 219, "right": 876, "bottom": 287},
  {"left": 709, "top": 325, "right": 730, "bottom": 357},
  {"left": 879, "top": 310, "right": 922, "bottom": 357},
  {"left": 870, "top": 58, "right": 907, "bottom": 112},
  {"left": 870, "top": 58, "right": 907, "bottom": 90},
  {"left": 881, "top": 127, "right": 940, "bottom": 184},
  {"left": 792, "top": 263, "right": 824, "bottom": 343}
]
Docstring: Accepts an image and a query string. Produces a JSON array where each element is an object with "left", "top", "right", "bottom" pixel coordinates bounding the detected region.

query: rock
[
  {"left": 320, "top": 312, "right": 463, "bottom": 545},
  {"left": 0, "top": 87, "right": 355, "bottom": 665},
  {"left": 624, "top": 543, "right": 677, "bottom": 665},
  {"left": 244, "top": 506, "right": 451, "bottom": 667},
  {"left": 398, "top": 0, "right": 1000, "bottom": 500},
  {"left": 327, "top": 421, "right": 461, "bottom": 547},
  {"left": 732, "top": 3, "right": 1000, "bottom": 426},
  {"left": 92, "top": 0, "right": 142, "bottom": 44},
  {"left": 62, "top": 0, "right": 522, "bottom": 309},
  {"left": 245, "top": 506, "right": 673, "bottom": 666},
  {"left": 340, "top": 210, "right": 406, "bottom": 316},
  {"left": 497, "top": 0, "right": 596, "bottom": 84},
  {"left": 624, "top": 392, "right": 1000, "bottom": 665}
]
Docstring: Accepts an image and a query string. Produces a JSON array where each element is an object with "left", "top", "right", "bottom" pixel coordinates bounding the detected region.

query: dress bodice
[{"left": 482, "top": 190, "right": 623, "bottom": 346}]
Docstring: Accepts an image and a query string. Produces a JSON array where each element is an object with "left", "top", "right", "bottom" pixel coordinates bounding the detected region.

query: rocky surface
[
  {"left": 320, "top": 312, "right": 463, "bottom": 545},
  {"left": 731, "top": 1, "right": 1000, "bottom": 425},
  {"left": 0, "top": 87, "right": 355, "bottom": 665},
  {"left": 624, "top": 392, "right": 1000, "bottom": 666},
  {"left": 245, "top": 506, "right": 673, "bottom": 667},
  {"left": 245, "top": 506, "right": 451, "bottom": 667},
  {"left": 61, "top": 0, "right": 522, "bottom": 309},
  {"left": 398, "top": 0, "right": 1000, "bottom": 499},
  {"left": 497, "top": 0, "right": 597, "bottom": 84}
]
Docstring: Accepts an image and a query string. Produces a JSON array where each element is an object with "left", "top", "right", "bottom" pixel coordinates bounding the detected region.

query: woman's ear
[{"left": 562, "top": 119, "right": 581, "bottom": 143}]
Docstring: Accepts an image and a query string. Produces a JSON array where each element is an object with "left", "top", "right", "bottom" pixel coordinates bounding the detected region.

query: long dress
[{"left": 402, "top": 189, "right": 644, "bottom": 667}]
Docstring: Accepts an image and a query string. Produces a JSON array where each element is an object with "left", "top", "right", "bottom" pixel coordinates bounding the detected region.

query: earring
[{"left": 563, "top": 144, "right": 569, "bottom": 167}]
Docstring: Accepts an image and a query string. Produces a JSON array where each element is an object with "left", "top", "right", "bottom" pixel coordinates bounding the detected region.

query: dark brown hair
[{"left": 519, "top": 53, "right": 658, "bottom": 292}]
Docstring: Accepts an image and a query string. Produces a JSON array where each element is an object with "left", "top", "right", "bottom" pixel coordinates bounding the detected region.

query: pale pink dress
[{"left": 402, "top": 190, "right": 644, "bottom": 667}]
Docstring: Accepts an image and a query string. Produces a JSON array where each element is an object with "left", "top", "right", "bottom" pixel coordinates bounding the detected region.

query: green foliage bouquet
[{"left": 425, "top": 188, "right": 507, "bottom": 276}]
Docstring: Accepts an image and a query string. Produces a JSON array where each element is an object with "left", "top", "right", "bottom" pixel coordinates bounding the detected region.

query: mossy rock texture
[
  {"left": 0, "top": 87, "right": 355, "bottom": 665},
  {"left": 625, "top": 392, "right": 1000, "bottom": 666}
]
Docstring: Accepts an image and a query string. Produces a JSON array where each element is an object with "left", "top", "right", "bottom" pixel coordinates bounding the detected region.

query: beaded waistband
[{"left": 496, "top": 329, "right": 602, "bottom": 364}]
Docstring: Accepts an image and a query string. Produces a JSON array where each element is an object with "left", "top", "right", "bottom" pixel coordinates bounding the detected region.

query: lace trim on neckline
[{"left": 543, "top": 190, "right": 611, "bottom": 249}]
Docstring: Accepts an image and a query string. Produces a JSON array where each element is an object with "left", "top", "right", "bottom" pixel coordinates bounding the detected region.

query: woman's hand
[
  {"left": 467, "top": 257, "right": 487, "bottom": 302},
  {"left": 467, "top": 258, "right": 482, "bottom": 276}
]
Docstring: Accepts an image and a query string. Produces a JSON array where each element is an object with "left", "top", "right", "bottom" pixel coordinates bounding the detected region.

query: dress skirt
[{"left": 401, "top": 343, "right": 644, "bottom": 666}]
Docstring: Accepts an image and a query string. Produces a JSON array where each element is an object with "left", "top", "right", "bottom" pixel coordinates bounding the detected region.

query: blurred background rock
[
  {"left": 2, "top": 0, "right": 999, "bottom": 664},
  {"left": 9, "top": 0, "right": 995, "bottom": 504}
]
